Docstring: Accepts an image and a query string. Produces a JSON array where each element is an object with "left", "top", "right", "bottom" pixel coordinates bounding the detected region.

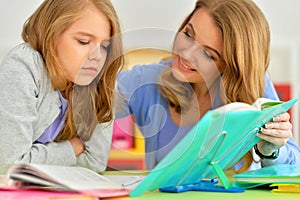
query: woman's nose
[{"left": 180, "top": 43, "right": 199, "bottom": 63}]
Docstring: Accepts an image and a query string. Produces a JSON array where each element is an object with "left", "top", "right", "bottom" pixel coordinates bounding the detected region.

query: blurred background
[{"left": 0, "top": 0, "right": 299, "bottom": 161}]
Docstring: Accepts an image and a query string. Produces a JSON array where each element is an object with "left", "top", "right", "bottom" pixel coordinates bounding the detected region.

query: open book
[
  {"left": 213, "top": 97, "right": 283, "bottom": 112},
  {"left": 129, "top": 98, "right": 299, "bottom": 196},
  {"left": 4, "top": 163, "right": 129, "bottom": 198}
]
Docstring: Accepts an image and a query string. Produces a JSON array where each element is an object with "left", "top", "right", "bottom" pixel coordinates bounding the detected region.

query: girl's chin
[{"left": 73, "top": 76, "right": 96, "bottom": 86}]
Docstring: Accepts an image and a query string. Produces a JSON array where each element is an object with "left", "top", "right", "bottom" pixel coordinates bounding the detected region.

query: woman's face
[
  {"left": 56, "top": 6, "right": 111, "bottom": 86},
  {"left": 172, "top": 8, "right": 225, "bottom": 85}
]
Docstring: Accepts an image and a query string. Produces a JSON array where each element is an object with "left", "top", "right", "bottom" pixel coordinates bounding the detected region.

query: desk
[
  {"left": 109, "top": 189, "right": 299, "bottom": 200},
  {"left": 103, "top": 171, "right": 300, "bottom": 200}
]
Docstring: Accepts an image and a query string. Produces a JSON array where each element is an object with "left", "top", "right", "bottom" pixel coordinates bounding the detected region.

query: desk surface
[
  {"left": 103, "top": 171, "right": 300, "bottom": 200},
  {"left": 110, "top": 189, "right": 299, "bottom": 200}
]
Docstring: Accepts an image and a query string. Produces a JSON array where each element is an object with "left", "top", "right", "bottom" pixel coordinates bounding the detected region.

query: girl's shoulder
[
  {"left": 5, "top": 43, "right": 41, "bottom": 59},
  {"left": 1, "top": 43, "right": 45, "bottom": 73},
  {"left": 0, "top": 43, "right": 48, "bottom": 90}
]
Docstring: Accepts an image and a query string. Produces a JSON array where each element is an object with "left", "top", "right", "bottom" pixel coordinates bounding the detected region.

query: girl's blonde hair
[
  {"left": 159, "top": 0, "right": 270, "bottom": 172},
  {"left": 22, "top": 0, "right": 124, "bottom": 141}
]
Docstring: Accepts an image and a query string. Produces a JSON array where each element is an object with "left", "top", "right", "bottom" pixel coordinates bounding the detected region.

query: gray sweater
[{"left": 0, "top": 43, "right": 113, "bottom": 174}]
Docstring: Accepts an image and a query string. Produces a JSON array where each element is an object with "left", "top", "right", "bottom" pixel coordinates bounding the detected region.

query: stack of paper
[{"left": 233, "top": 164, "right": 300, "bottom": 192}]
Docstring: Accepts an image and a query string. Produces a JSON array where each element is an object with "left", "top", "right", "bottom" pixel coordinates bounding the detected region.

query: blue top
[{"left": 116, "top": 60, "right": 300, "bottom": 170}]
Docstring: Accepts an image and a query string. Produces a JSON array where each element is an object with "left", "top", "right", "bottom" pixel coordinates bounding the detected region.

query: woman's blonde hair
[
  {"left": 159, "top": 0, "right": 270, "bottom": 171},
  {"left": 22, "top": 0, "right": 124, "bottom": 141}
]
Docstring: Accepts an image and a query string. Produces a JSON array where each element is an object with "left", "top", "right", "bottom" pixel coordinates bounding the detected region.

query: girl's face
[
  {"left": 172, "top": 8, "right": 225, "bottom": 85},
  {"left": 56, "top": 6, "right": 111, "bottom": 86}
]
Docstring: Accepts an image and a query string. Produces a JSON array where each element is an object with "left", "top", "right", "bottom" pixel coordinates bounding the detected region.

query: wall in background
[
  {"left": 1, "top": 0, "right": 299, "bottom": 71},
  {"left": 111, "top": 0, "right": 195, "bottom": 51},
  {"left": 0, "top": 0, "right": 43, "bottom": 59},
  {"left": 1, "top": 0, "right": 300, "bottom": 59},
  {"left": 254, "top": 0, "right": 300, "bottom": 144}
]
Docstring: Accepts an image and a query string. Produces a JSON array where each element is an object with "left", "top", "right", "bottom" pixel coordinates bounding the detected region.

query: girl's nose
[{"left": 88, "top": 45, "right": 102, "bottom": 61}]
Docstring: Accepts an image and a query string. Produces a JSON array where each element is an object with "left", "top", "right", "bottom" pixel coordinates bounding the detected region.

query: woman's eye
[
  {"left": 183, "top": 31, "right": 192, "bottom": 39},
  {"left": 203, "top": 49, "right": 215, "bottom": 60}
]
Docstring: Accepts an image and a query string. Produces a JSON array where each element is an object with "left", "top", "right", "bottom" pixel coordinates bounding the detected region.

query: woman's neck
[{"left": 169, "top": 81, "right": 218, "bottom": 127}]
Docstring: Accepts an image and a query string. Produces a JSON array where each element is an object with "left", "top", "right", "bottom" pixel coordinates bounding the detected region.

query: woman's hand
[
  {"left": 70, "top": 136, "right": 85, "bottom": 156},
  {"left": 256, "top": 112, "right": 293, "bottom": 156}
]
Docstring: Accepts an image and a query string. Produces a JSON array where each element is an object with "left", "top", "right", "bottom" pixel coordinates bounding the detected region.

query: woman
[
  {"left": 116, "top": 0, "right": 300, "bottom": 171},
  {"left": 0, "top": 0, "right": 123, "bottom": 174}
]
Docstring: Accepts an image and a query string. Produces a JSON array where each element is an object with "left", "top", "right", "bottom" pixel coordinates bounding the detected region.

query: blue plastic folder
[
  {"left": 159, "top": 178, "right": 244, "bottom": 193},
  {"left": 129, "top": 98, "right": 299, "bottom": 197}
]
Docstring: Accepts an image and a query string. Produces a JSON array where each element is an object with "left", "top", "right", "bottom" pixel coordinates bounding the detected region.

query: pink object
[
  {"left": 0, "top": 186, "right": 129, "bottom": 200},
  {"left": 112, "top": 116, "right": 134, "bottom": 149}
]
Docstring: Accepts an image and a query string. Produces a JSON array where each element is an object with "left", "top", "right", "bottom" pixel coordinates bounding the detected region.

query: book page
[
  {"left": 213, "top": 98, "right": 282, "bottom": 113},
  {"left": 213, "top": 102, "right": 259, "bottom": 113},
  {"left": 251, "top": 98, "right": 282, "bottom": 110},
  {"left": 8, "top": 164, "right": 123, "bottom": 191}
]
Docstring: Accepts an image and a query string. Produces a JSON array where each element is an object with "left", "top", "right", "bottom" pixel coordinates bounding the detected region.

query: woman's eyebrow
[{"left": 205, "top": 46, "right": 221, "bottom": 59}]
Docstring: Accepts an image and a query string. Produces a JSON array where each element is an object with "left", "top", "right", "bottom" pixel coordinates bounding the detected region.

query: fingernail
[
  {"left": 273, "top": 116, "right": 280, "bottom": 121},
  {"left": 265, "top": 123, "right": 272, "bottom": 129},
  {"left": 261, "top": 127, "right": 271, "bottom": 134}
]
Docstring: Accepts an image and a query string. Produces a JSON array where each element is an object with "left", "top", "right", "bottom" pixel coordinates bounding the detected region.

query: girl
[{"left": 0, "top": 0, "right": 123, "bottom": 174}]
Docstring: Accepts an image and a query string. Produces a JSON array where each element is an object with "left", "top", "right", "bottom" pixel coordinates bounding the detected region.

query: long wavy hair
[
  {"left": 159, "top": 0, "right": 270, "bottom": 172},
  {"left": 22, "top": 0, "right": 124, "bottom": 141}
]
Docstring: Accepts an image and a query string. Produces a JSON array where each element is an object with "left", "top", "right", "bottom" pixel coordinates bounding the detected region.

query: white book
[{"left": 5, "top": 163, "right": 130, "bottom": 198}]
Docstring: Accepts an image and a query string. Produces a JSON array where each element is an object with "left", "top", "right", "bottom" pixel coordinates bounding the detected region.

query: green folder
[
  {"left": 233, "top": 164, "right": 300, "bottom": 188},
  {"left": 130, "top": 98, "right": 299, "bottom": 197}
]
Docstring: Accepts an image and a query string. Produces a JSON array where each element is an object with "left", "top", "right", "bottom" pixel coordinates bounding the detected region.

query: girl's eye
[
  {"left": 78, "top": 40, "right": 89, "bottom": 45},
  {"left": 101, "top": 44, "right": 110, "bottom": 51}
]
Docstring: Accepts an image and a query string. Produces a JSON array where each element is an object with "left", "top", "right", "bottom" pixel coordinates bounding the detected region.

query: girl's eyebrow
[
  {"left": 102, "top": 38, "right": 111, "bottom": 46},
  {"left": 186, "top": 23, "right": 222, "bottom": 59},
  {"left": 74, "top": 31, "right": 94, "bottom": 37}
]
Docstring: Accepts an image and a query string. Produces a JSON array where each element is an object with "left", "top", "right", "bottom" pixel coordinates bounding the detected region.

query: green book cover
[{"left": 130, "top": 98, "right": 299, "bottom": 196}]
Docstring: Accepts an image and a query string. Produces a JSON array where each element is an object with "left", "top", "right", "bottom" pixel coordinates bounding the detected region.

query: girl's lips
[
  {"left": 177, "top": 57, "right": 196, "bottom": 73},
  {"left": 82, "top": 66, "right": 98, "bottom": 74}
]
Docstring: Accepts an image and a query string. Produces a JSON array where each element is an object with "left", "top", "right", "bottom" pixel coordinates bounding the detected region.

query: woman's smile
[{"left": 177, "top": 56, "right": 197, "bottom": 73}]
